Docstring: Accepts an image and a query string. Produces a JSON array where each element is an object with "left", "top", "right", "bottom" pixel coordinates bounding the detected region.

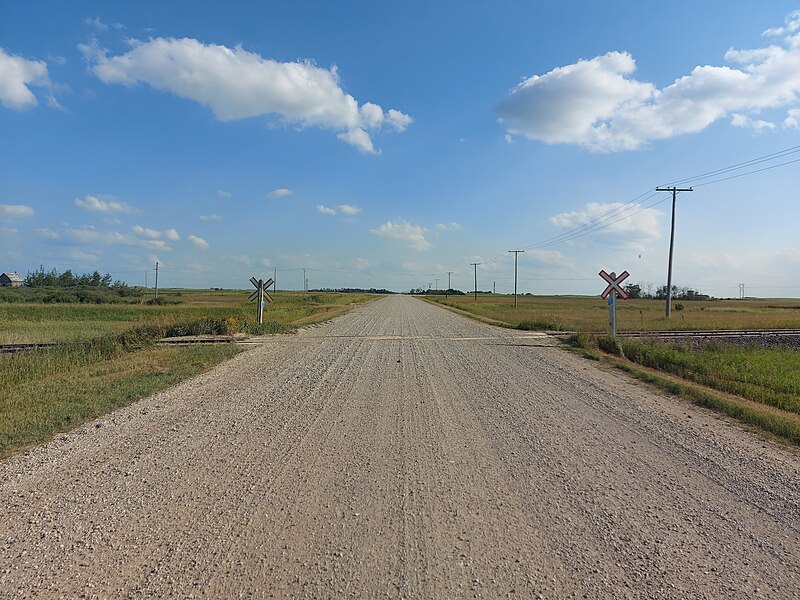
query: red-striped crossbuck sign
[{"left": 599, "top": 270, "right": 630, "bottom": 300}]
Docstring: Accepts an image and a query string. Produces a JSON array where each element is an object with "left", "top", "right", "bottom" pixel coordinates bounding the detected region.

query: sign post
[
  {"left": 599, "top": 270, "right": 629, "bottom": 337},
  {"left": 249, "top": 277, "right": 274, "bottom": 324}
]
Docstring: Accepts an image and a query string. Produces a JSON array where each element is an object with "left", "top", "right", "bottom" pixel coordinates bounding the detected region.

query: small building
[{"left": 0, "top": 272, "right": 24, "bottom": 287}]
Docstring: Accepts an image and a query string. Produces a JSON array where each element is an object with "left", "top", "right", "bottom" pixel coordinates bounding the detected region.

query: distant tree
[{"left": 624, "top": 283, "right": 642, "bottom": 299}]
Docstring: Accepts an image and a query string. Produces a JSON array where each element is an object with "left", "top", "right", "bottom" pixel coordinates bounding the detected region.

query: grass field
[
  {"left": 424, "top": 294, "right": 800, "bottom": 332},
  {"left": 425, "top": 294, "right": 800, "bottom": 444},
  {"left": 0, "top": 289, "right": 374, "bottom": 344},
  {"left": 0, "top": 290, "right": 376, "bottom": 458}
]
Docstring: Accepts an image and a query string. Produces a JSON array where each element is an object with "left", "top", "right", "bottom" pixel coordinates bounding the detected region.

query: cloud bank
[
  {"left": 81, "top": 37, "right": 412, "bottom": 153},
  {"left": 497, "top": 11, "right": 800, "bottom": 151}
]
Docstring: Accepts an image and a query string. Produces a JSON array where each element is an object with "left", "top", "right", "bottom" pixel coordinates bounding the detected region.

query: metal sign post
[
  {"left": 599, "top": 270, "right": 629, "bottom": 337},
  {"left": 249, "top": 277, "right": 274, "bottom": 324}
]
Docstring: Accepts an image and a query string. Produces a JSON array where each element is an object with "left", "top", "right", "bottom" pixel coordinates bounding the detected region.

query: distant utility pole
[
  {"left": 446, "top": 271, "right": 453, "bottom": 300},
  {"left": 154, "top": 261, "right": 159, "bottom": 299},
  {"left": 655, "top": 186, "right": 693, "bottom": 318},
  {"left": 303, "top": 268, "right": 307, "bottom": 292},
  {"left": 274, "top": 268, "right": 277, "bottom": 293},
  {"left": 508, "top": 249, "right": 524, "bottom": 307},
  {"left": 493, "top": 281, "right": 496, "bottom": 294},
  {"left": 470, "top": 263, "right": 481, "bottom": 301}
]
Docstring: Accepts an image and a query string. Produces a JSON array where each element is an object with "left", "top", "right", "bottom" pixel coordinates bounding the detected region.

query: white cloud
[
  {"left": 0, "top": 204, "right": 35, "bottom": 218},
  {"left": 75, "top": 194, "right": 137, "bottom": 214},
  {"left": 387, "top": 109, "right": 413, "bottom": 132},
  {"left": 187, "top": 234, "right": 209, "bottom": 249},
  {"left": 229, "top": 255, "right": 251, "bottom": 265},
  {"left": 526, "top": 249, "right": 573, "bottom": 267},
  {"left": 371, "top": 219, "right": 430, "bottom": 251},
  {"left": 731, "top": 113, "right": 776, "bottom": 133},
  {"left": 268, "top": 188, "right": 292, "bottom": 198},
  {"left": 549, "top": 202, "right": 662, "bottom": 240},
  {"left": 316, "top": 204, "right": 337, "bottom": 215},
  {"left": 763, "top": 10, "right": 800, "bottom": 37},
  {"left": 355, "top": 257, "right": 373, "bottom": 270},
  {"left": 64, "top": 226, "right": 172, "bottom": 250},
  {"left": 84, "top": 16, "right": 109, "bottom": 31},
  {"left": 0, "top": 227, "right": 17, "bottom": 235},
  {"left": 199, "top": 213, "right": 222, "bottom": 221},
  {"left": 435, "top": 221, "right": 462, "bottom": 232},
  {"left": 784, "top": 107, "right": 800, "bottom": 129},
  {"left": 337, "top": 204, "right": 361, "bottom": 216},
  {"left": 131, "top": 225, "right": 160, "bottom": 239},
  {"left": 497, "top": 14, "right": 800, "bottom": 151},
  {"left": 131, "top": 225, "right": 179, "bottom": 241},
  {"left": 0, "top": 48, "right": 50, "bottom": 110},
  {"left": 259, "top": 257, "right": 273, "bottom": 267},
  {"left": 81, "top": 37, "right": 412, "bottom": 152},
  {"left": 337, "top": 127, "right": 377, "bottom": 154},
  {"left": 217, "top": 189, "right": 232, "bottom": 198},
  {"left": 69, "top": 249, "right": 101, "bottom": 262}
]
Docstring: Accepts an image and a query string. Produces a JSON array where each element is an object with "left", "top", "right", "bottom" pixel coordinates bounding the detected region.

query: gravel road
[{"left": 1, "top": 295, "right": 798, "bottom": 598}]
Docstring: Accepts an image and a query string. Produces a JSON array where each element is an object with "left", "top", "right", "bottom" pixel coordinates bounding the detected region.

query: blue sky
[{"left": 2, "top": 1, "right": 800, "bottom": 297}]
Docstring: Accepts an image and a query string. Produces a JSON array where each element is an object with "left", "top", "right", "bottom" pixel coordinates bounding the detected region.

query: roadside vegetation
[
  {"left": 424, "top": 294, "right": 800, "bottom": 445},
  {"left": 0, "top": 290, "right": 375, "bottom": 458}
]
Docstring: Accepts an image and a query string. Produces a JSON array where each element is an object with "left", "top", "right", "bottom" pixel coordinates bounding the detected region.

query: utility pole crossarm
[{"left": 655, "top": 186, "right": 693, "bottom": 318}]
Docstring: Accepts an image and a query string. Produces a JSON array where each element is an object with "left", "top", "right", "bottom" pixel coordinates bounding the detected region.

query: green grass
[
  {"left": 424, "top": 294, "right": 800, "bottom": 332},
  {"left": 612, "top": 360, "right": 800, "bottom": 446},
  {"left": 0, "top": 344, "right": 243, "bottom": 459},
  {"left": 560, "top": 333, "right": 800, "bottom": 445},
  {"left": 0, "top": 290, "right": 375, "bottom": 344},
  {"left": 0, "top": 291, "right": 377, "bottom": 458},
  {"left": 618, "top": 340, "right": 800, "bottom": 414}
]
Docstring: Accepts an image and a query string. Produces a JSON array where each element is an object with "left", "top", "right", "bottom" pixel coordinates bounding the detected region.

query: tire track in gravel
[{"left": 1, "top": 294, "right": 798, "bottom": 599}]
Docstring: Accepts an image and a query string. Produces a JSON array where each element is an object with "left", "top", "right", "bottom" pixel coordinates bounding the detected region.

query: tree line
[
  {"left": 25, "top": 266, "right": 125, "bottom": 289},
  {"left": 624, "top": 283, "right": 711, "bottom": 300}
]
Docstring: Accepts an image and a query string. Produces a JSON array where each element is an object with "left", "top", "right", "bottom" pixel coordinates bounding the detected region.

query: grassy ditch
[
  {"left": 1, "top": 343, "right": 242, "bottom": 459},
  {"left": 566, "top": 334, "right": 800, "bottom": 445},
  {"left": 0, "top": 291, "right": 377, "bottom": 458}
]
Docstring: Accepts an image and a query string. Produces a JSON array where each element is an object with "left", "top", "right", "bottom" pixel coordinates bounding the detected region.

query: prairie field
[
  {"left": 425, "top": 294, "right": 800, "bottom": 332},
  {"left": 0, "top": 289, "right": 374, "bottom": 344}
]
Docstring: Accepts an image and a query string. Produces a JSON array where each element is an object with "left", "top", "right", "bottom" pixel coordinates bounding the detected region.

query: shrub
[{"left": 597, "top": 336, "right": 623, "bottom": 356}]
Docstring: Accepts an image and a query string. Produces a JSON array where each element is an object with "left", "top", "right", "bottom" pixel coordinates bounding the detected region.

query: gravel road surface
[{"left": 1, "top": 295, "right": 798, "bottom": 598}]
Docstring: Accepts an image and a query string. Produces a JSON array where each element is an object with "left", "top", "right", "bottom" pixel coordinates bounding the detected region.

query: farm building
[{"left": 0, "top": 272, "right": 24, "bottom": 287}]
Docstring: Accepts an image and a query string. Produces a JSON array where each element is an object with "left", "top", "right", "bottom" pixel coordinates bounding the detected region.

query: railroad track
[
  {"left": 3, "top": 329, "right": 800, "bottom": 354},
  {"left": 617, "top": 329, "right": 800, "bottom": 339},
  {"left": 0, "top": 342, "right": 58, "bottom": 354}
]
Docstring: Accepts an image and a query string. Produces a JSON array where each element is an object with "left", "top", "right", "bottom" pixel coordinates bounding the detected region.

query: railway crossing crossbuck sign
[
  {"left": 249, "top": 277, "right": 274, "bottom": 324},
  {"left": 599, "top": 270, "right": 630, "bottom": 300},
  {"left": 599, "top": 270, "right": 629, "bottom": 337}
]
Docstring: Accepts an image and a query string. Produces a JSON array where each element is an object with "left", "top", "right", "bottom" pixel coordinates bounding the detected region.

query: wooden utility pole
[
  {"left": 508, "top": 250, "right": 524, "bottom": 307},
  {"left": 446, "top": 271, "right": 452, "bottom": 299},
  {"left": 470, "top": 263, "right": 480, "bottom": 301},
  {"left": 655, "top": 187, "right": 693, "bottom": 318},
  {"left": 154, "top": 261, "right": 159, "bottom": 299}
]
